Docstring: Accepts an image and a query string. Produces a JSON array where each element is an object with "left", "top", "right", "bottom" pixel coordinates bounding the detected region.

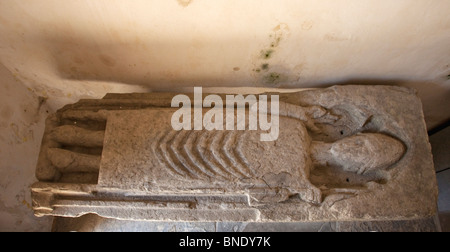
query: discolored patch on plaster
[
  {"left": 98, "top": 54, "right": 116, "bottom": 67},
  {"left": 261, "top": 49, "right": 274, "bottom": 60},
  {"left": 22, "top": 200, "right": 32, "bottom": 210},
  {"left": 9, "top": 122, "right": 33, "bottom": 143},
  {"left": 259, "top": 63, "right": 293, "bottom": 87},
  {"left": 273, "top": 23, "right": 290, "bottom": 33},
  {"left": 270, "top": 23, "right": 290, "bottom": 48},
  {"left": 254, "top": 23, "right": 290, "bottom": 73},
  {"left": 177, "top": 0, "right": 193, "bottom": 7},
  {"left": 10, "top": 123, "right": 34, "bottom": 144},
  {"left": 269, "top": 36, "right": 281, "bottom": 49},
  {"left": 263, "top": 72, "right": 284, "bottom": 86},
  {"left": 233, "top": 67, "right": 240, "bottom": 71},
  {"left": 261, "top": 63, "right": 269, "bottom": 71}
]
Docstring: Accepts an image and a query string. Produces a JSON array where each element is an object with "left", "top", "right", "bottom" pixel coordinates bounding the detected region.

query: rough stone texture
[
  {"left": 31, "top": 85, "right": 438, "bottom": 222},
  {"left": 51, "top": 214, "right": 439, "bottom": 232}
]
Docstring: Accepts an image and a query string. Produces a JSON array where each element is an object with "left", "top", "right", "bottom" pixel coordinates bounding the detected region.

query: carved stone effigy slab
[{"left": 31, "top": 85, "right": 438, "bottom": 222}]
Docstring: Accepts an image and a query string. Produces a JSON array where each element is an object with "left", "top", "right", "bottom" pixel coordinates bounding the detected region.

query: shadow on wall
[
  {"left": 44, "top": 32, "right": 450, "bottom": 129},
  {"left": 45, "top": 33, "right": 288, "bottom": 89},
  {"left": 44, "top": 32, "right": 450, "bottom": 85},
  {"left": 47, "top": 37, "right": 450, "bottom": 89}
]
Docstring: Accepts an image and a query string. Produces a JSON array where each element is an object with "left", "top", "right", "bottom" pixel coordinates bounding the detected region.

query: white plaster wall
[
  {"left": 0, "top": 63, "right": 52, "bottom": 231},
  {"left": 0, "top": 0, "right": 449, "bottom": 231}
]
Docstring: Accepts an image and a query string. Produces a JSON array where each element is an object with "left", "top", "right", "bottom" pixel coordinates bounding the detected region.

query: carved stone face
[{"left": 329, "top": 133, "right": 406, "bottom": 174}]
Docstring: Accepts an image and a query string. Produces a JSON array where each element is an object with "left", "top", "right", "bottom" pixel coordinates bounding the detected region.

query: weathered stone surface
[
  {"left": 51, "top": 214, "right": 439, "bottom": 232},
  {"left": 31, "top": 85, "right": 438, "bottom": 222}
]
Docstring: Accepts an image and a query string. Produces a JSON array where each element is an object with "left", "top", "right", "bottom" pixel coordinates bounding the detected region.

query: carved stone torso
[{"left": 100, "top": 109, "right": 313, "bottom": 202}]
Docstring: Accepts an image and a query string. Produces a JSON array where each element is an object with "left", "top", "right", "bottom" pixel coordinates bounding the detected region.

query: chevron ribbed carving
[{"left": 154, "top": 130, "right": 251, "bottom": 180}]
